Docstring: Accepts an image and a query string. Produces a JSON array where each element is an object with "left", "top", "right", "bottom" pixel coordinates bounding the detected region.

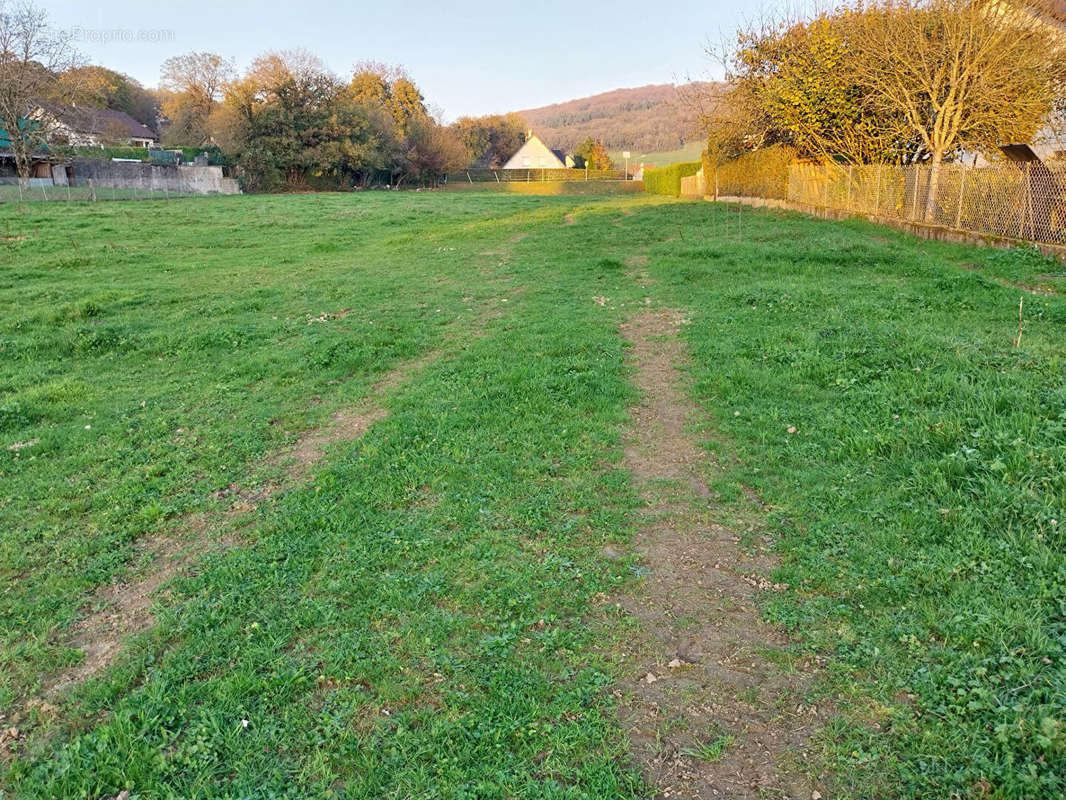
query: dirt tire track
[
  {"left": 617, "top": 310, "right": 822, "bottom": 800},
  {"left": 25, "top": 331, "right": 486, "bottom": 713}
]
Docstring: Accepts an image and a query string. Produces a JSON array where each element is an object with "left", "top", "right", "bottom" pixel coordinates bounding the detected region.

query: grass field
[
  {"left": 2, "top": 192, "right": 1065, "bottom": 798},
  {"left": 609, "top": 142, "right": 704, "bottom": 168}
]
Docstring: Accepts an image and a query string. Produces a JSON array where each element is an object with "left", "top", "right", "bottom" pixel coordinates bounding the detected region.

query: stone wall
[{"left": 71, "top": 159, "right": 240, "bottom": 195}]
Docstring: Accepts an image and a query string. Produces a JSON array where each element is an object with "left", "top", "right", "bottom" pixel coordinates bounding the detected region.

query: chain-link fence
[
  {"left": 788, "top": 161, "right": 1066, "bottom": 244},
  {"left": 445, "top": 168, "right": 627, "bottom": 184},
  {"left": 0, "top": 181, "right": 202, "bottom": 204}
]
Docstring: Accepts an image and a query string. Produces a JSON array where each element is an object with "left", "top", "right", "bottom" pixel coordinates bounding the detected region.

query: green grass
[
  {"left": 681, "top": 732, "right": 737, "bottom": 763},
  {"left": 2, "top": 194, "right": 1065, "bottom": 798},
  {"left": 0, "top": 185, "right": 195, "bottom": 203},
  {"left": 609, "top": 142, "right": 705, "bottom": 167}
]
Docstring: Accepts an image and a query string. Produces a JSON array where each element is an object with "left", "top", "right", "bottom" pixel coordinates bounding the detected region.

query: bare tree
[
  {"left": 680, "top": 80, "right": 765, "bottom": 198},
  {"left": 850, "top": 0, "right": 1066, "bottom": 221},
  {"left": 0, "top": 0, "right": 77, "bottom": 185}
]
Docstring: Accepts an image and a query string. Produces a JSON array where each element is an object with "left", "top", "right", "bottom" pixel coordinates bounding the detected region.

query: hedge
[
  {"left": 643, "top": 161, "right": 701, "bottom": 196},
  {"left": 712, "top": 145, "right": 796, "bottom": 200},
  {"left": 56, "top": 145, "right": 229, "bottom": 166}
]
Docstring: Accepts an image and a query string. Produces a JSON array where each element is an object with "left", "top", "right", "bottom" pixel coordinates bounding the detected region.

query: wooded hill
[{"left": 514, "top": 83, "right": 713, "bottom": 154}]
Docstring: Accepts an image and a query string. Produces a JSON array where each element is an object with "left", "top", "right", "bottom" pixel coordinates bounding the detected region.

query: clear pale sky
[{"left": 36, "top": 0, "right": 767, "bottom": 121}]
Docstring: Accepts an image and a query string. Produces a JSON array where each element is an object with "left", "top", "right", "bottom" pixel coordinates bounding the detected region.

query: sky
[{"left": 36, "top": 0, "right": 759, "bottom": 121}]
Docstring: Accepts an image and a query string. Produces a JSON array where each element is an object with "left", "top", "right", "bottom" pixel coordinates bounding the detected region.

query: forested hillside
[{"left": 515, "top": 83, "right": 713, "bottom": 153}]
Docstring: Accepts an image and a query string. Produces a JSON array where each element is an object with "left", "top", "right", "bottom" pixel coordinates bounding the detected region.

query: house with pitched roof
[
  {"left": 31, "top": 102, "right": 158, "bottom": 149},
  {"left": 503, "top": 131, "right": 569, "bottom": 169}
]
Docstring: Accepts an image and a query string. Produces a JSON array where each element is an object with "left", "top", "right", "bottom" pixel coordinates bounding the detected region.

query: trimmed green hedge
[
  {"left": 64, "top": 146, "right": 152, "bottom": 161},
  {"left": 715, "top": 145, "right": 796, "bottom": 200},
  {"left": 643, "top": 161, "right": 701, "bottom": 196},
  {"left": 60, "top": 146, "right": 229, "bottom": 166}
]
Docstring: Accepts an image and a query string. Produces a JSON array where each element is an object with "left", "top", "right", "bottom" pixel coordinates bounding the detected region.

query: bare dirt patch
[
  {"left": 616, "top": 311, "right": 822, "bottom": 800},
  {"left": 44, "top": 536, "right": 193, "bottom": 699},
  {"left": 563, "top": 212, "right": 577, "bottom": 226},
  {"left": 625, "top": 256, "right": 655, "bottom": 290},
  {"left": 478, "top": 232, "right": 530, "bottom": 257}
]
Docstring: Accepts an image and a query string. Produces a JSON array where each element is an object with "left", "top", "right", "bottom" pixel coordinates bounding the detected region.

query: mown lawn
[{"left": 1, "top": 192, "right": 1064, "bottom": 798}]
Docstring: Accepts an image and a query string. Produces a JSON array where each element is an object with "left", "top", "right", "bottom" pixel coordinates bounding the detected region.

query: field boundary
[
  {"left": 444, "top": 180, "right": 644, "bottom": 196},
  {"left": 711, "top": 194, "right": 1066, "bottom": 263}
]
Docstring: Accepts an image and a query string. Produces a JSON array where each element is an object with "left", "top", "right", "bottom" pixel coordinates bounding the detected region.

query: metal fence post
[
  {"left": 954, "top": 162, "right": 968, "bottom": 230},
  {"left": 911, "top": 167, "right": 920, "bottom": 220},
  {"left": 1025, "top": 163, "right": 1034, "bottom": 240},
  {"left": 875, "top": 164, "right": 882, "bottom": 216}
]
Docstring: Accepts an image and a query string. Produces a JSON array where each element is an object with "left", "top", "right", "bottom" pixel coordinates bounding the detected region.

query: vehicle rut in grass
[
  {"left": 20, "top": 295, "right": 525, "bottom": 732},
  {"left": 617, "top": 310, "right": 823, "bottom": 800},
  {"left": 26, "top": 352, "right": 437, "bottom": 714}
]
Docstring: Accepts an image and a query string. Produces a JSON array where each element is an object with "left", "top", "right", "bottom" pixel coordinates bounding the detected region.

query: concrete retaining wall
[{"left": 71, "top": 159, "right": 240, "bottom": 195}]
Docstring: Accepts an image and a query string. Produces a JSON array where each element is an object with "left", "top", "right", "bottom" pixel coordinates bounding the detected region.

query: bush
[
  {"left": 643, "top": 161, "right": 701, "bottom": 196},
  {"left": 713, "top": 145, "right": 796, "bottom": 199},
  {"left": 178, "top": 147, "right": 229, "bottom": 166},
  {"left": 63, "top": 146, "right": 152, "bottom": 162}
]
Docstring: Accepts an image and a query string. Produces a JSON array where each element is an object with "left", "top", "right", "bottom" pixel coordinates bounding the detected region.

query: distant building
[
  {"left": 31, "top": 102, "right": 159, "bottom": 149},
  {"left": 503, "top": 131, "right": 567, "bottom": 169}
]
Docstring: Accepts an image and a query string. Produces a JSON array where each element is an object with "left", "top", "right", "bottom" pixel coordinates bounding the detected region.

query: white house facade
[{"left": 503, "top": 133, "right": 566, "bottom": 169}]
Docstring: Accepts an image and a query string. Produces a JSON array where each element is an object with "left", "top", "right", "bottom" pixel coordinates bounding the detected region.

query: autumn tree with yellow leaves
[{"left": 715, "top": 0, "right": 1066, "bottom": 218}]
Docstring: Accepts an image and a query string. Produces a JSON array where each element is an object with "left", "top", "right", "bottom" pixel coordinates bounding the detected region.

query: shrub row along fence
[
  {"left": 644, "top": 161, "right": 701, "bottom": 196},
  {"left": 705, "top": 145, "right": 1066, "bottom": 247},
  {"left": 445, "top": 168, "right": 626, "bottom": 184}
]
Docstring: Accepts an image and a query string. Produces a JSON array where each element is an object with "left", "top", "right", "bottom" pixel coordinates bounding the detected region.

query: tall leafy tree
[
  {"left": 849, "top": 0, "right": 1065, "bottom": 219},
  {"left": 387, "top": 76, "right": 425, "bottom": 133},
  {"left": 575, "top": 137, "right": 613, "bottom": 170},
  {"left": 159, "top": 52, "right": 234, "bottom": 146},
  {"left": 404, "top": 116, "right": 467, "bottom": 186},
  {"left": 349, "top": 63, "right": 390, "bottom": 106},
  {"left": 729, "top": 10, "right": 910, "bottom": 164},
  {"left": 724, "top": 0, "right": 1066, "bottom": 220},
  {"left": 450, "top": 113, "right": 527, "bottom": 167},
  {"left": 218, "top": 50, "right": 339, "bottom": 187},
  {"left": 348, "top": 63, "right": 427, "bottom": 134}
]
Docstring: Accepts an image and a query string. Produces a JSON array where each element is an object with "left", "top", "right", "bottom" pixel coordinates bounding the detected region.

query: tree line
[
  {"left": 691, "top": 0, "right": 1066, "bottom": 219},
  {"left": 1, "top": 0, "right": 593, "bottom": 190}
]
